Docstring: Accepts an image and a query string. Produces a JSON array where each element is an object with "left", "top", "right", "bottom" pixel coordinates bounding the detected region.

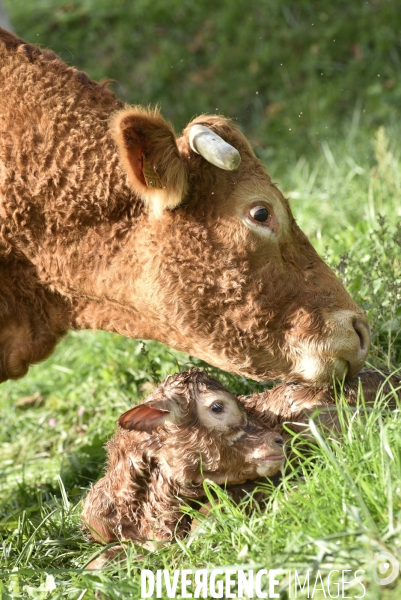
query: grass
[
  {"left": 1, "top": 1, "right": 401, "bottom": 597},
  {"left": 1, "top": 360, "right": 401, "bottom": 598},
  {"left": 4, "top": 0, "right": 401, "bottom": 157}
]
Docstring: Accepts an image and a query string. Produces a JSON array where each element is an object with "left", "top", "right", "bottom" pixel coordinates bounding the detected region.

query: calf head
[{"left": 117, "top": 368, "right": 285, "bottom": 484}]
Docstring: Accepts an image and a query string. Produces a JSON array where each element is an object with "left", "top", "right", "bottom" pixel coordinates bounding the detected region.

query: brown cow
[
  {"left": 81, "top": 369, "right": 284, "bottom": 545},
  {"left": 0, "top": 28, "right": 369, "bottom": 385}
]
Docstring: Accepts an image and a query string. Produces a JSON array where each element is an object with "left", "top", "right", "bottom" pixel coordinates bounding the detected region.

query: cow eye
[
  {"left": 249, "top": 206, "right": 269, "bottom": 222},
  {"left": 211, "top": 402, "right": 224, "bottom": 413}
]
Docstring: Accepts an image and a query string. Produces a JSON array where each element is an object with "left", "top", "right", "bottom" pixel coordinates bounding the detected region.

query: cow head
[
  {"left": 103, "top": 107, "right": 370, "bottom": 384},
  {"left": 0, "top": 32, "right": 369, "bottom": 384},
  {"left": 0, "top": 93, "right": 369, "bottom": 384}
]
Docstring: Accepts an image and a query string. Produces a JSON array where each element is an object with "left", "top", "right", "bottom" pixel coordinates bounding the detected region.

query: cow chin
[{"left": 293, "top": 354, "right": 350, "bottom": 384}]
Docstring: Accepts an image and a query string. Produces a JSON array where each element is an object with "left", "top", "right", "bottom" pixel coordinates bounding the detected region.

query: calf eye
[
  {"left": 249, "top": 206, "right": 269, "bottom": 222},
  {"left": 211, "top": 402, "right": 223, "bottom": 413}
]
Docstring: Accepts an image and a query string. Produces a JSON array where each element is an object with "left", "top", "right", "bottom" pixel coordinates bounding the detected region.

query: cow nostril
[
  {"left": 274, "top": 435, "right": 284, "bottom": 447},
  {"left": 352, "top": 317, "right": 369, "bottom": 352}
]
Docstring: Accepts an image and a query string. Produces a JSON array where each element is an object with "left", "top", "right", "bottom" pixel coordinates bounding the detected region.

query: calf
[
  {"left": 213, "top": 369, "right": 401, "bottom": 513},
  {"left": 81, "top": 369, "right": 284, "bottom": 544}
]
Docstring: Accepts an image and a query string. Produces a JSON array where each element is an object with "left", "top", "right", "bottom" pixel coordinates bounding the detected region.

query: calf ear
[
  {"left": 118, "top": 404, "right": 170, "bottom": 432},
  {"left": 111, "top": 107, "right": 187, "bottom": 217}
]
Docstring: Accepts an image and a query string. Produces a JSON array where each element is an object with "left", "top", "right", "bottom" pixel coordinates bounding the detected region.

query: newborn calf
[
  {"left": 81, "top": 369, "right": 284, "bottom": 544},
  {"left": 241, "top": 368, "right": 401, "bottom": 433}
]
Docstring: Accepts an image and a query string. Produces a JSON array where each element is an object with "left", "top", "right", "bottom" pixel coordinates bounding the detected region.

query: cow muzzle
[{"left": 292, "top": 310, "right": 370, "bottom": 383}]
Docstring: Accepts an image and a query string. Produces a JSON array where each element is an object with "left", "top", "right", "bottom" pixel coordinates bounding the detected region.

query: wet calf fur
[
  {"left": 81, "top": 369, "right": 284, "bottom": 544},
  {"left": 241, "top": 368, "right": 401, "bottom": 434}
]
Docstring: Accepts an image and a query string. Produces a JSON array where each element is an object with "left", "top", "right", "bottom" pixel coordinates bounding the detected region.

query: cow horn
[{"left": 189, "top": 125, "right": 241, "bottom": 171}]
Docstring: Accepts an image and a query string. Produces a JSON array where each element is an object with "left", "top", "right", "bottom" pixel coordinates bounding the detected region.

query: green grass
[
  {"left": 1, "top": 1, "right": 401, "bottom": 598},
  {"left": 4, "top": 0, "right": 401, "bottom": 158},
  {"left": 1, "top": 356, "right": 401, "bottom": 598}
]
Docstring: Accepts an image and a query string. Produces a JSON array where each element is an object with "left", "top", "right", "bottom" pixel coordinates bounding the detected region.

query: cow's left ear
[{"left": 110, "top": 107, "right": 187, "bottom": 217}]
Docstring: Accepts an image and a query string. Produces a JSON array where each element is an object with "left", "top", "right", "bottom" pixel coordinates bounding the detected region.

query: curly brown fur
[
  {"left": 81, "top": 369, "right": 284, "bottom": 544},
  {"left": 241, "top": 368, "right": 401, "bottom": 434},
  {"left": 0, "top": 28, "right": 369, "bottom": 385},
  {"left": 0, "top": 258, "right": 70, "bottom": 379}
]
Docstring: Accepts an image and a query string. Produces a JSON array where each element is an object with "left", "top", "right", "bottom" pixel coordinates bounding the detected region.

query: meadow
[{"left": 1, "top": 1, "right": 401, "bottom": 598}]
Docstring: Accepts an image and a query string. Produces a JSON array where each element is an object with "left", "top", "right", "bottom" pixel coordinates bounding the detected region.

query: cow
[{"left": 0, "top": 28, "right": 370, "bottom": 386}]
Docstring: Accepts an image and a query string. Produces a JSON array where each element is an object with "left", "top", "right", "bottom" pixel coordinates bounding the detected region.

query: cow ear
[
  {"left": 118, "top": 404, "right": 170, "bottom": 432},
  {"left": 111, "top": 107, "right": 187, "bottom": 217}
]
